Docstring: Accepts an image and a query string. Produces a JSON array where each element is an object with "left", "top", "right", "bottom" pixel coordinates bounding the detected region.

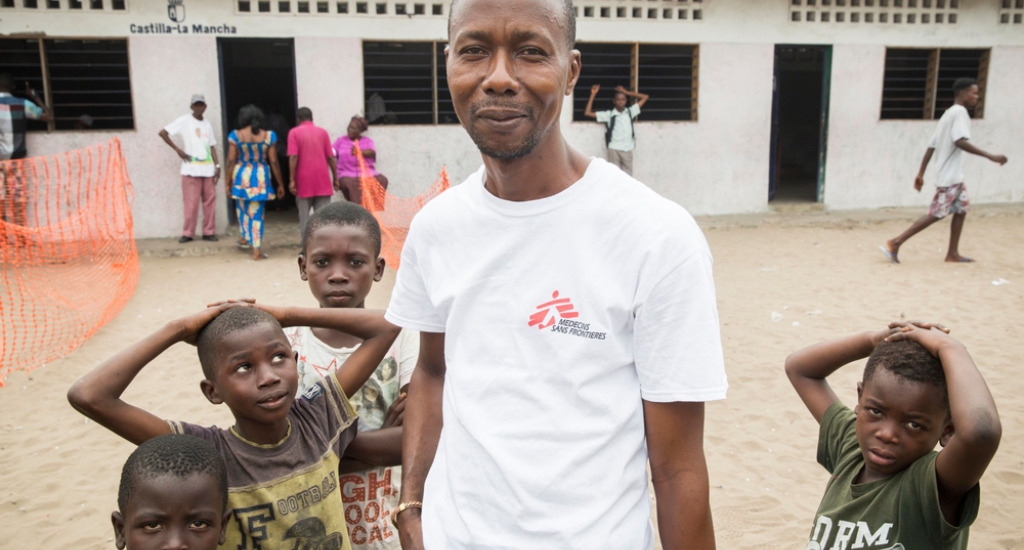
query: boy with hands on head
[
  {"left": 786, "top": 321, "right": 1000, "bottom": 549},
  {"left": 69, "top": 300, "right": 400, "bottom": 550}
]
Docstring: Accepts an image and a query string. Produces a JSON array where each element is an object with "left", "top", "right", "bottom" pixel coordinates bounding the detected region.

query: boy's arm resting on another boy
[
  {"left": 67, "top": 305, "right": 236, "bottom": 445},
  {"left": 886, "top": 326, "right": 1002, "bottom": 524},
  {"left": 343, "top": 427, "right": 403, "bottom": 467},
  {"left": 396, "top": 332, "right": 446, "bottom": 550},
  {"left": 340, "top": 393, "right": 407, "bottom": 471},
  {"left": 785, "top": 328, "right": 897, "bottom": 423},
  {"left": 954, "top": 138, "right": 1008, "bottom": 165},
  {"left": 644, "top": 400, "right": 715, "bottom": 550}
]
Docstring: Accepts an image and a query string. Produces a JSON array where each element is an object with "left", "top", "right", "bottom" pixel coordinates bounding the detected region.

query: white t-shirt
[
  {"left": 284, "top": 326, "right": 419, "bottom": 550},
  {"left": 163, "top": 113, "right": 217, "bottom": 177},
  {"left": 386, "top": 158, "right": 728, "bottom": 550},
  {"left": 928, "top": 104, "right": 972, "bottom": 188},
  {"left": 596, "top": 103, "right": 640, "bottom": 152}
]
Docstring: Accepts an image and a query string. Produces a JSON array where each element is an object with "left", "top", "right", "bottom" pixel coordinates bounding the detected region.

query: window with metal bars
[
  {"left": 573, "top": 43, "right": 698, "bottom": 122},
  {"left": 880, "top": 47, "right": 988, "bottom": 120},
  {"left": 0, "top": 37, "right": 134, "bottom": 131},
  {"left": 362, "top": 41, "right": 456, "bottom": 125}
]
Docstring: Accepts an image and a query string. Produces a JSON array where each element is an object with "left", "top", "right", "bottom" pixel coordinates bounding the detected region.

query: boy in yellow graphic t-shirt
[{"left": 69, "top": 302, "right": 401, "bottom": 550}]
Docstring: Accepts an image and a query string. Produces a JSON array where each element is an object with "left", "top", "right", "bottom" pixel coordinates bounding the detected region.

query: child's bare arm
[
  {"left": 343, "top": 428, "right": 403, "bottom": 467},
  {"left": 886, "top": 326, "right": 1001, "bottom": 522},
  {"left": 272, "top": 306, "right": 401, "bottom": 397},
  {"left": 786, "top": 327, "right": 898, "bottom": 423},
  {"left": 67, "top": 305, "right": 234, "bottom": 445}
]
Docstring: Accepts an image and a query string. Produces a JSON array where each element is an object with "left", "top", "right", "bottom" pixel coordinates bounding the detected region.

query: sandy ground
[{"left": 1, "top": 207, "right": 1023, "bottom": 548}]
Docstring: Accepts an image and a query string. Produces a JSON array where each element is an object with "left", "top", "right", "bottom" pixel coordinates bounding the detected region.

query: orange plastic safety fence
[
  {"left": 356, "top": 149, "right": 449, "bottom": 270},
  {"left": 0, "top": 138, "right": 139, "bottom": 385}
]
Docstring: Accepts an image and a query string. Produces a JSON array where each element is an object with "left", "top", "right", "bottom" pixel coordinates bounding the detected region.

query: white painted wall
[
  {"left": 26, "top": 36, "right": 228, "bottom": 240},
  {"left": 824, "top": 44, "right": 1024, "bottom": 210},
  {"left": 564, "top": 43, "right": 774, "bottom": 215},
  {"left": 9, "top": 0, "right": 1024, "bottom": 236}
]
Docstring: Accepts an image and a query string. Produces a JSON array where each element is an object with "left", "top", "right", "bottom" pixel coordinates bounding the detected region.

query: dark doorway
[
  {"left": 769, "top": 45, "right": 831, "bottom": 203},
  {"left": 217, "top": 38, "right": 298, "bottom": 217}
]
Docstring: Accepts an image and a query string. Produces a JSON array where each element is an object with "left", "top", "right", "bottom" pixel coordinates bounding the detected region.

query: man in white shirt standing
[
  {"left": 881, "top": 78, "right": 1007, "bottom": 264},
  {"left": 584, "top": 83, "right": 649, "bottom": 176},
  {"left": 388, "top": 1, "right": 727, "bottom": 549},
  {"left": 159, "top": 94, "right": 221, "bottom": 243}
]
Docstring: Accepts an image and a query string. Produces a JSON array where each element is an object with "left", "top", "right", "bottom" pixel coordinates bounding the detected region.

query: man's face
[
  {"left": 613, "top": 92, "right": 627, "bottom": 111},
  {"left": 191, "top": 102, "right": 207, "bottom": 119},
  {"left": 959, "top": 84, "right": 980, "bottom": 108},
  {"left": 446, "top": 0, "right": 580, "bottom": 160}
]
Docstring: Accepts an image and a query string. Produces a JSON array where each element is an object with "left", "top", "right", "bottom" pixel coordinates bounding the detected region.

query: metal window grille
[
  {"left": 574, "top": 43, "right": 697, "bottom": 122},
  {"left": 363, "top": 41, "right": 456, "bottom": 126},
  {"left": 881, "top": 47, "right": 988, "bottom": 120},
  {"left": 0, "top": 38, "right": 134, "bottom": 131}
]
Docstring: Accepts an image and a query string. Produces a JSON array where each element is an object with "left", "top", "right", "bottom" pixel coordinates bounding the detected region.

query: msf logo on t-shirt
[
  {"left": 528, "top": 291, "right": 607, "bottom": 340},
  {"left": 806, "top": 515, "right": 901, "bottom": 550}
]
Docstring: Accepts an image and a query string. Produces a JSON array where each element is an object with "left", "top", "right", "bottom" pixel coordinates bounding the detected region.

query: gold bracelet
[{"left": 391, "top": 501, "right": 423, "bottom": 528}]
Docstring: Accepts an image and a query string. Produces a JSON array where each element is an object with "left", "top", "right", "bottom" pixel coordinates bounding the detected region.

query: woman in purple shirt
[{"left": 333, "top": 115, "right": 389, "bottom": 206}]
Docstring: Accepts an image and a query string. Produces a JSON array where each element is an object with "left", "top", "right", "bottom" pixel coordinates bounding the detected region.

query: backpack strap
[{"left": 604, "top": 114, "right": 616, "bottom": 147}]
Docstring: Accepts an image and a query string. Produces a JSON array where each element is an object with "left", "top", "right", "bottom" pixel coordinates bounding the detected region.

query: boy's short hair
[
  {"left": 952, "top": 77, "right": 977, "bottom": 96},
  {"left": 864, "top": 340, "right": 949, "bottom": 409},
  {"left": 197, "top": 307, "right": 282, "bottom": 380},
  {"left": 118, "top": 434, "right": 227, "bottom": 512},
  {"left": 301, "top": 201, "right": 382, "bottom": 257}
]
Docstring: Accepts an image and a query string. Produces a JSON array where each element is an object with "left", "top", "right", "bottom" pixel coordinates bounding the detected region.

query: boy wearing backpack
[{"left": 584, "top": 83, "right": 649, "bottom": 176}]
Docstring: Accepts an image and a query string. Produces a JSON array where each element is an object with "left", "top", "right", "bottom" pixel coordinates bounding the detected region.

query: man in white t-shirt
[
  {"left": 388, "top": 1, "right": 727, "bottom": 549},
  {"left": 159, "top": 94, "right": 221, "bottom": 243},
  {"left": 881, "top": 78, "right": 1007, "bottom": 264},
  {"left": 584, "top": 83, "right": 649, "bottom": 176}
]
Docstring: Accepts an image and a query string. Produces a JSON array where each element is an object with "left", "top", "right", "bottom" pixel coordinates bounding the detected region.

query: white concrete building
[{"left": 3, "top": 0, "right": 1022, "bottom": 238}]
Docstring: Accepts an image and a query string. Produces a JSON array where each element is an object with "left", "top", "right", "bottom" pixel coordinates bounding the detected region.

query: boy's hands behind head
[
  {"left": 175, "top": 302, "right": 250, "bottom": 345},
  {"left": 885, "top": 321, "right": 959, "bottom": 358}
]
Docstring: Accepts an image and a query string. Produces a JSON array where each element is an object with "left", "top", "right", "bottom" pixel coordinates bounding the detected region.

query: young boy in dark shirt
[
  {"left": 786, "top": 321, "right": 1000, "bottom": 549},
  {"left": 70, "top": 302, "right": 400, "bottom": 550},
  {"left": 112, "top": 434, "right": 230, "bottom": 550}
]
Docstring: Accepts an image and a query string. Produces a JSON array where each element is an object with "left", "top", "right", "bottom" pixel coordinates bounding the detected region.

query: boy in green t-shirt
[{"left": 785, "top": 321, "right": 1001, "bottom": 549}]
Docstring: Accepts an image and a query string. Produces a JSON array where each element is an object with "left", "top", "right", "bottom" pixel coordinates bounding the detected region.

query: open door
[
  {"left": 217, "top": 38, "right": 298, "bottom": 220},
  {"left": 769, "top": 45, "right": 831, "bottom": 203}
]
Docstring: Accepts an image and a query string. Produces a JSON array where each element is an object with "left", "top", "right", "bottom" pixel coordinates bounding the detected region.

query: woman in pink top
[{"left": 333, "top": 115, "right": 389, "bottom": 206}]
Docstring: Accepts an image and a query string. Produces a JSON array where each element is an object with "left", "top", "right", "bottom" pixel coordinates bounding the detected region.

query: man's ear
[
  {"left": 220, "top": 509, "right": 233, "bottom": 544},
  {"left": 854, "top": 381, "right": 865, "bottom": 412},
  {"left": 939, "top": 420, "right": 955, "bottom": 448},
  {"left": 200, "top": 379, "right": 223, "bottom": 405},
  {"left": 374, "top": 257, "right": 386, "bottom": 282},
  {"left": 565, "top": 49, "right": 582, "bottom": 95},
  {"left": 298, "top": 254, "right": 308, "bottom": 281},
  {"left": 112, "top": 511, "right": 127, "bottom": 550}
]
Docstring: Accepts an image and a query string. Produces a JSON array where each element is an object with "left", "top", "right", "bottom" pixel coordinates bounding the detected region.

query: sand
[{"left": 1, "top": 206, "right": 1023, "bottom": 548}]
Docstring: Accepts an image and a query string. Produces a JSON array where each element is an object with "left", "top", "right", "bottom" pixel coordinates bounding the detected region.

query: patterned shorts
[{"left": 929, "top": 183, "right": 970, "bottom": 219}]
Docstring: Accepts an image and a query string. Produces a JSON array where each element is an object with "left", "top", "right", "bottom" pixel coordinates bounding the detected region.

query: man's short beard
[
  {"left": 469, "top": 126, "right": 545, "bottom": 160},
  {"left": 466, "top": 101, "right": 545, "bottom": 160}
]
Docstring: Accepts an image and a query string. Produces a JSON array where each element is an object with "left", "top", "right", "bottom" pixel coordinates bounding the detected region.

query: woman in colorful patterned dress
[{"left": 223, "top": 105, "right": 284, "bottom": 261}]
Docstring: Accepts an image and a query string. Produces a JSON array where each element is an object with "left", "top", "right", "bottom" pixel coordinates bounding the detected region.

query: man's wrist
[{"left": 393, "top": 502, "right": 422, "bottom": 528}]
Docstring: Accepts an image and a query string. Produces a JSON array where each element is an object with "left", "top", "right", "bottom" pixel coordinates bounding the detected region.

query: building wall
[
  {"left": 26, "top": 36, "right": 227, "bottom": 240},
  {"left": 824, "top": 44, "right": 1024, "bottom": 210},
  {"left": 8, "top": 0, "right": 1024, "bottom": 237}
]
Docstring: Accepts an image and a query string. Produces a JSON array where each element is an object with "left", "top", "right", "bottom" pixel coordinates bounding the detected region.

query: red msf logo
[{"left": 528, "top": 291, "right": 579, "bottom": 330}]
